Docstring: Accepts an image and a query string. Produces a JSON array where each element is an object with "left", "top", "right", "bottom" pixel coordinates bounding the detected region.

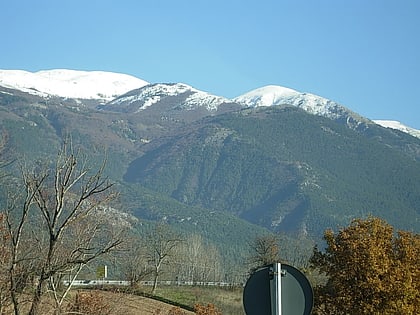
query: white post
[{"left": 270, "top": 263, "right": 282, "bottom": 315}]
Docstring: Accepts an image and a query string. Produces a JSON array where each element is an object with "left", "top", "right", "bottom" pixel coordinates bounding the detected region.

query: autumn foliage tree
[{"left": 310, "top": 216, "right": 419, "bottom": 315}]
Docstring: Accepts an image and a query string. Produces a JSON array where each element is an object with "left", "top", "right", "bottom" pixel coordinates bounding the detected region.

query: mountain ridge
[
  {"left": 102, "top": 83, "right": 230, "bottom": 113},
  {"left": 1, "top": 69, "right": 419, "bottom": 138}
]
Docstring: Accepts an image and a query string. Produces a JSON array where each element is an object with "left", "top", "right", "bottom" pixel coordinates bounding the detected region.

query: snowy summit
[
  {"left": 233, "top": 85, "right": 299, "bottom": 107},
  {"left": 234, "top": 85, "right": 354, "bottom": 121},
  {"left": 0, "top": 69, "right": 149, "bottom": 101}
]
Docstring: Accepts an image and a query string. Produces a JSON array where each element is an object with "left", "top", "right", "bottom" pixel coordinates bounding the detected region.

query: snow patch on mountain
[
  {"left": 182, "top": 87, "right": 229, "bottom": 111},
  {"left": 374, "top": 120, "right": 420, "bottom": 139},
  {"left": 109, "top": 83, "right": 192, "bottom": 111},
  {"left": 0, "top": 69, "right": 148, "bottom": 101},
  {"left": 109, "top": 83, "right": 229, "bottom": 112}
]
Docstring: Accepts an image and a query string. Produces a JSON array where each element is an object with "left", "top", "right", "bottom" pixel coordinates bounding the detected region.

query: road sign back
[{"left": 243, "top": 263, "right": 313, "bottom": 315}]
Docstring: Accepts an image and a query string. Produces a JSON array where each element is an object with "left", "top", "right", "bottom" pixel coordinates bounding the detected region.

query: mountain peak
[
  {"left": 234, "top": 85, "right": 361, "bottom": 122},
  {"left": 0, "top": 69, "right": 148, "bottom": 101},
  {"left": 233, "top": 85, "right": 299, "bottom": 107}
]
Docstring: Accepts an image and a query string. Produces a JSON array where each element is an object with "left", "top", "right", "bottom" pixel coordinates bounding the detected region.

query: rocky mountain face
[{"left": 1, "top": 70, "right": 419, "bottom": 244}]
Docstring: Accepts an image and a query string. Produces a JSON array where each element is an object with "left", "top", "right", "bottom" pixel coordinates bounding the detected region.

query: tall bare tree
[
  {"left": 3, "top": 141, "right": 124, "bottom": 315},
  {"left": 145, "top": 223, "right": 183, "bottom": 294},
  {"left": 119, "top": 233, "right": 152, "bottom": 287},
  {"left": 174, "top": 234, "right": 223, "bottom": 283}
]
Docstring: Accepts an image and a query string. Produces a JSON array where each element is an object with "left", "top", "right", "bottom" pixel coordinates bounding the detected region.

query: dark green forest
[{"left": 124, "top": 106, "right": 420, "bottom": 236}]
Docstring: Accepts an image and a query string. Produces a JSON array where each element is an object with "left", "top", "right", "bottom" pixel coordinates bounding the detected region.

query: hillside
[
  {"left": 123, "top": 106, "right": 420, "bottom": 236},
  {"left": 1, "top": 70, "right": 419, "bottom": 257}
]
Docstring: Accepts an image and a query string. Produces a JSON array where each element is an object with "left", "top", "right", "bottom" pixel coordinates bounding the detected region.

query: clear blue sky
[{"left": 1, "top": 0, "right": 420, "bottom": 128}]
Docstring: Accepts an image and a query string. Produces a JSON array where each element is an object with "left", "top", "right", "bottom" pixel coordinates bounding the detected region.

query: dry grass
[
  {"left": 152, "top": 286, "right": 244, "bottom": 315},
  {"left": 4, "top": 287, "right": 243, "bottom": 314},
  {"left": 66, "top": 290, "right": 196, "bottom": 315},
  {"left": 2, "top": 290, "right": 195, "bottom": 315}
]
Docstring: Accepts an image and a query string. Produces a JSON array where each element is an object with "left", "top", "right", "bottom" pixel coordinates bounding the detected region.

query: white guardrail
[{"left": 63, "top": 280, "right": 239, "bottom": 287}]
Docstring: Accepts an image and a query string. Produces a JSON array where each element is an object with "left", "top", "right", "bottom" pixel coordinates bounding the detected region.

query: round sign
[{"left": 243, "top": 263, "right": 313, "bottom": 315}]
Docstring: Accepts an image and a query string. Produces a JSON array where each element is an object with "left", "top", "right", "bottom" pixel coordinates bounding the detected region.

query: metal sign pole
[{"left": 270, "top": 263, "right": 282, "bottom": 315}]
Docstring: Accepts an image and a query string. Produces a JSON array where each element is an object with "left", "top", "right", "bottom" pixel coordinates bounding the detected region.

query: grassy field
[
  {"left": 64, "top": 285, "right": 245, "bottom": 315},
  {"left": 151, "top": 285, "right": 245, "bottom": 315}
]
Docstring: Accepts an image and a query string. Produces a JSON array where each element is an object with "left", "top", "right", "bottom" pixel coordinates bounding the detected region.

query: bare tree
[
  {"left": 119, "top": 234, "right": 153, "bottom": 287},
  {"left": 174, "top": 234, "right": 223, "bottom": 283},
  {"left": 0, "top": 213, "right": 12, "bottom": 314},
  {"left": 248, "top": 234, "right": 282, "bottom": 272},
  {"left": 276, "top": 233, "right": 313, "bottom": 270},
  {"left": 4, "top": 167, "right": 43, "bottom": 315},
  {"left": 3, "top": 141, "right": 124, "bottom": 315},
  {"left": 145, "top": 223, "right": 183, "bottom": 294}
]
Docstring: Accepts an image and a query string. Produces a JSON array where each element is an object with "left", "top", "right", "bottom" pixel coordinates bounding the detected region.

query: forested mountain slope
[
  {"left": 1, "top": 76, "right": 419, "bottom": 245},
  {"left": 124, "top": 106, "right": 420, "bottom": 236}
]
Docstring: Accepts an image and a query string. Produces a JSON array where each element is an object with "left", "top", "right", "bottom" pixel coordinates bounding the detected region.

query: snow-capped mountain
[
  {"left": 0, "top": 69, "right": 148, "bottom": 101},
  {"left": 1, "top": 69, "right": 419, "bottom": 138},
  {"left": 234, "top": 85, "right": 367, "bottom": 125},
  {"left": 103, "top": 82, "right": 230, "bottom": 112},
  {"left": 105, "top": 83, "right": 363, "bottom": 126},
  {"left": 234, "top": 86, "right": 420, "bottom": 138}
]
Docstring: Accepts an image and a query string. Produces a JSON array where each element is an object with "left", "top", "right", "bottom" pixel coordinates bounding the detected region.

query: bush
[
  {"left": 194, "top": 303, "right": 222, "bottom": 315},
  {"left": 67, "top": 291, "right": 112, "bottom": 315}
]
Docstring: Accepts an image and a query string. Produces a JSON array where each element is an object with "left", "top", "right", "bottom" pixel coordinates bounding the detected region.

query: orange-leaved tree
[{"left": 310, "top": 216, "right": 419, "bottom": 315}]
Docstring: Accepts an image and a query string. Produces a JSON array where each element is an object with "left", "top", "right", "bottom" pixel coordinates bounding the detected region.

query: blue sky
[{"left": 1, "top": 0, "right": 420, "bottom": 128}]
